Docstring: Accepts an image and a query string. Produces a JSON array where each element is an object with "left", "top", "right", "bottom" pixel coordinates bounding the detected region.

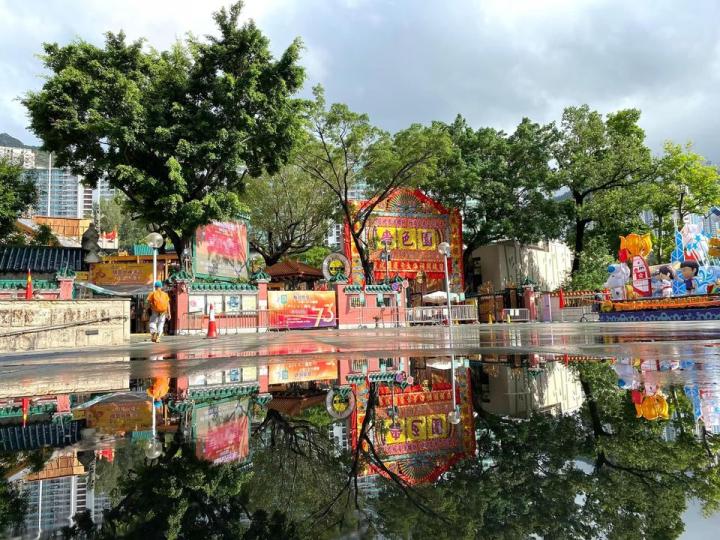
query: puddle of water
[{"left": 2, "top": 324, "right": 719, "bottom": 539}]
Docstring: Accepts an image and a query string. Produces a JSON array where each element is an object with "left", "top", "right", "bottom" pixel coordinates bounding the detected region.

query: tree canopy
[
  {"left": 0, "top": 158, "right": 37, "bottom": 242},
  {"left": 23, "top": 1, "right": 305, "bottom": 256},
  {"left": 297, "top": 86, "right": 452, "bottom": 281},
  {"left": 244, "top": 163, "right": 337, "bottom": 265},
  {"left": 550, "top": 106, "right": 657, "bottom": 275}
]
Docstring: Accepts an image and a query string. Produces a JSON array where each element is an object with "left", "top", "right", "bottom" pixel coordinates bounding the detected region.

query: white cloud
[{"left": 2, "top": 0, "right": 720, "bottom": 162}]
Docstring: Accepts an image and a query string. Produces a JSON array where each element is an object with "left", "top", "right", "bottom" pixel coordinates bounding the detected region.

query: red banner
[
  {"left": 344, "top": 189, "right": 463, "bottom": 289},
  {"left": 267, "top": 291, "right": 336, "bottom": 330}
]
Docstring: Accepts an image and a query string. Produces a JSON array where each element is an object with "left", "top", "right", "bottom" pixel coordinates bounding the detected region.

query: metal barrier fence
[
  {"left": 405, "top": 304, "right": 477, "bottom": 325},
  {"left": 502, "top": 308, "right": 530, "bottom": 322},
  {"left": 179, "top": 303, "right": 479, "bottom": 333}
]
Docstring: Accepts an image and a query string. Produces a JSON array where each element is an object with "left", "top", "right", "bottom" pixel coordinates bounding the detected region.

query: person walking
[{"left": 146, "top": 280, "right": 171, "bottom": 342}]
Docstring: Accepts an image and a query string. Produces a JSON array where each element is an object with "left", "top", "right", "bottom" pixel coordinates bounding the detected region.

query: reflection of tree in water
[
  {"left": 377, "top": 362, "right": 720, "bottom": 539},
  {"left": 55, "top": 363, "right": 720, "bottom": 539}
]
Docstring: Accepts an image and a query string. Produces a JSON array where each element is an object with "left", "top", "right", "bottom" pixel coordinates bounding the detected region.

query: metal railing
[
  {"left": 405, "top": 304, "right": 477, "bottom": 325},
  {"left": 502, "top": 308, "right": 530, "bottom": 322}
]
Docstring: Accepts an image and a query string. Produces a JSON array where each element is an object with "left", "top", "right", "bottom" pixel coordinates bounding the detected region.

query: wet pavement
[{"left": 1, "top": 321, "right": 719, "bottom": 539}]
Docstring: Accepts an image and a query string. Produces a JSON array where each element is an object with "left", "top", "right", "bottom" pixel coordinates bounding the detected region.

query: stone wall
[{"left": 0, "top": 299, "right": 131, "bottom": 353}]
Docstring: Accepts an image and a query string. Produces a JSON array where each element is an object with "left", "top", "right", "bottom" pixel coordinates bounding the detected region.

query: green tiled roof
[
  {"left": 0, "top": 246, "right": 84, "bottom": 273},
  {"left": 344, "top": 284, "right": 393, "bottom": 293},
  {"left": 190, "top": 281, "right": 257, "bottom": 292},
  {"left": 167, "top": 269, "right": 194, "bottom": 282},
  {"left": 0, "top": 279, "right": 58, "bottom": 290},
  {"left": 132, "top": 243, "right": 175, "bottom": 255}
]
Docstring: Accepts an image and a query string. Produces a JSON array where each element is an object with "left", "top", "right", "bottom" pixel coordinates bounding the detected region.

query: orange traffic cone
[{"left": 207, "top": 303, "right": 218, "bottom": 339}]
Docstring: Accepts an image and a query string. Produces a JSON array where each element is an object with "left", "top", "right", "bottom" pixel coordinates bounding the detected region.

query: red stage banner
[
  {"left": 351, "top": 369, "right": 475, "bottom": 485},
  {"left": 344, "top": 189, "right": 463, "bottom": 290}
]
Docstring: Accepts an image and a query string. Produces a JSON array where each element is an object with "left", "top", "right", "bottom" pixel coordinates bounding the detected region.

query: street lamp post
[
  {"left": 438, "top": 241, "right": 461, "bottom": 424},
  {"left": 143, "top": 232, "right": 164, "bottom": 285}
]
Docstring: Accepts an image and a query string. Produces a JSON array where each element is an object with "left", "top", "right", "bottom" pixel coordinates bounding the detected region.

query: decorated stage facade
[{"left": 344, "top": 189, "right": 463, "bottom": 291}]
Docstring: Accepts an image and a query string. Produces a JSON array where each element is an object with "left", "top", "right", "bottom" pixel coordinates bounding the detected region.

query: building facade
[{"left": 0, "top": 145, "right": 35, "bottom": 169}]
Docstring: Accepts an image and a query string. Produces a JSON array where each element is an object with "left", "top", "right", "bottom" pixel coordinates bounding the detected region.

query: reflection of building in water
[
  {"left": 480, "top": 362, "right": 584, "bottom": 418},
  {"left": 329, "top": 421, "right": 350, "bottom": 453},
  {"left": 10, "top": 452, "right": 111, "bottom": 540}
]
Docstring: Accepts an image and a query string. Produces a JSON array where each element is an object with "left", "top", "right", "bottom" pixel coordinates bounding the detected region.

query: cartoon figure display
[
  {"left": 605, "top": 263, "right": 630, "bottom": 301},
  {"left": 619, "top": 233, "right": 653, "bottom": 297},
  {"left": 679, "top": 260, "right": 700, "bottom": 294},
  {"left": 653, "top": 265, "right": 675, "bottom": 298}
]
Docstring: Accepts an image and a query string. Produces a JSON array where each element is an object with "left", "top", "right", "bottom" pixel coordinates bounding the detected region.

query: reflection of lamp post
[
  {"left": 145, "top": 399, "right": 163, "bottom": 459},
  {"left": 438, "top": 241, "right": 460, "bottom": 424},
  {"left": 144, "top": 232, "right": 164, "bottom": 285}
]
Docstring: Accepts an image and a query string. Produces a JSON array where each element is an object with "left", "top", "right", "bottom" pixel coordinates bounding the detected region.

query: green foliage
[
  {"left": 96, "top": 442, "right": 258, "bottom": 539},
  {"left": 97, "top": 194, "right": 149, "bottom": 250},
  {"left": 0, "top": 464, "right": 28, "bottom": 535},
  {"left": 23, "top": 2, "right": 305, "bottom": 256},
  {"left": 299, "top": 246, "right": 332, "bottom": 269},
  {"left": 564, "top": 236, "right": 615, "bottom": 290},
  {"left": 246, "top": 409, "right": 358, "bottom": 538},
  {"left": 244, "top": 164, "right": 337, "bottom": 265},
  {"left": 31, "top": 223, "right": 60, "bottom": 247},
  {"left": 643, "top": 141, "right": 720, "bottom": 261},
  {"left": 0, "top": 158, "right": 37, "bottom": 241},
  {"left": 551, "top": 106, "right": 656, "bottom": 274},
  {"left": 297, "top": 85, "right": 452, "bottom": 281},
  {"left": 428, "top": 115, "right": 564, "bottom": 253}
]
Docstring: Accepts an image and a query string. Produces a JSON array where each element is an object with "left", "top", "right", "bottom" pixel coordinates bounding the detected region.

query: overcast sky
[{"left": 1, "top": 0, "right": 720, "bottom": 164}]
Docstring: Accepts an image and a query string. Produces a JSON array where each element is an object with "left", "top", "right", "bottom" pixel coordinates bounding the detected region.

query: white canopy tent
[{"left": 422, "top": 290, "right": 460, "bottom": 304}]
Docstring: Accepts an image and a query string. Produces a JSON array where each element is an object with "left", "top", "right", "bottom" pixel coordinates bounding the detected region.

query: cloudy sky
[{"left": 1, "top": 0, "right": 720, "bottom": 164}]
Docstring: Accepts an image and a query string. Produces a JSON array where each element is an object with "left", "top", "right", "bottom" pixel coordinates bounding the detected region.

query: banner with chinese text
[
  {"left": 267, "top": 291, "right": 336, "bottom": 329},
  {"left": 344, "top": 189, "right": 463, "bottom": 290}
]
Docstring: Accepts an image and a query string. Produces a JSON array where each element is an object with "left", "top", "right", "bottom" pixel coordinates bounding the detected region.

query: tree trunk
[
  {"left": 571, "top": 217, "right": 588, "bottom": 275},
  {"left": 162, "top": 227, "right": 186, "bottom": 262},
  {"left": 351, "top": 232, "right": 374, "bottom": 284}
]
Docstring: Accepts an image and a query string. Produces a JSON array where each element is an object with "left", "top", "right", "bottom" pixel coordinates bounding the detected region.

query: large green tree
[
  {"left": 244, "top": 163, "right": 337, "bottom": 265},
  {"left": 23, "top": 2, "right": 304, "bottom": 256},
  {"left": 0, "top": 158, "right": 37, "bottom": 242},
  {"left": 427, "top": 115, "right": 565, "bottom": 285},
  {"left": 551, "top": 106, "right": 657, "bottom": 275},
  {"left": 297, "top": 86, "right": 451, "bottom": 282}
]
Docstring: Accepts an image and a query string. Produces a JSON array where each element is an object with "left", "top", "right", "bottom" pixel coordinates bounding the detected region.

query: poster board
[
  {"left": 268, "top": 360, "right": 338, "bottom": 385},
  {"left": 267, "top": 290, "right": 336, "bottom": 329},
  {"left": 192, "top": 397, "right": 251, "bottom": 465},
  {"left": 193, "top": 221, "right": 249, "bottom": 280}
]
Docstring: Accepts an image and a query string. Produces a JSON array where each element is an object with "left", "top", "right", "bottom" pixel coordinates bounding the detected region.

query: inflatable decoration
[
  {"left": 680, "top": 222, "right": 708, "bottom": 264},
  {"left": 619, "top": 233, "right": 652, "bottom": 297},
  {"left": 605, "top": 263, "right": 630, "bottom": 301},
  {"left": 635, "top": 394, "right": 670, "bottom": 421}
]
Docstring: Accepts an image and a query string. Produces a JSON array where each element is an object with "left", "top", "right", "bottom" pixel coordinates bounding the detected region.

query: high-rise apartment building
[
  {"left": 32, "top": 167, "right": 94, "bottom": 219},
  {"left": 0, "top": 145, "right": 35, "bottom": 168}
]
